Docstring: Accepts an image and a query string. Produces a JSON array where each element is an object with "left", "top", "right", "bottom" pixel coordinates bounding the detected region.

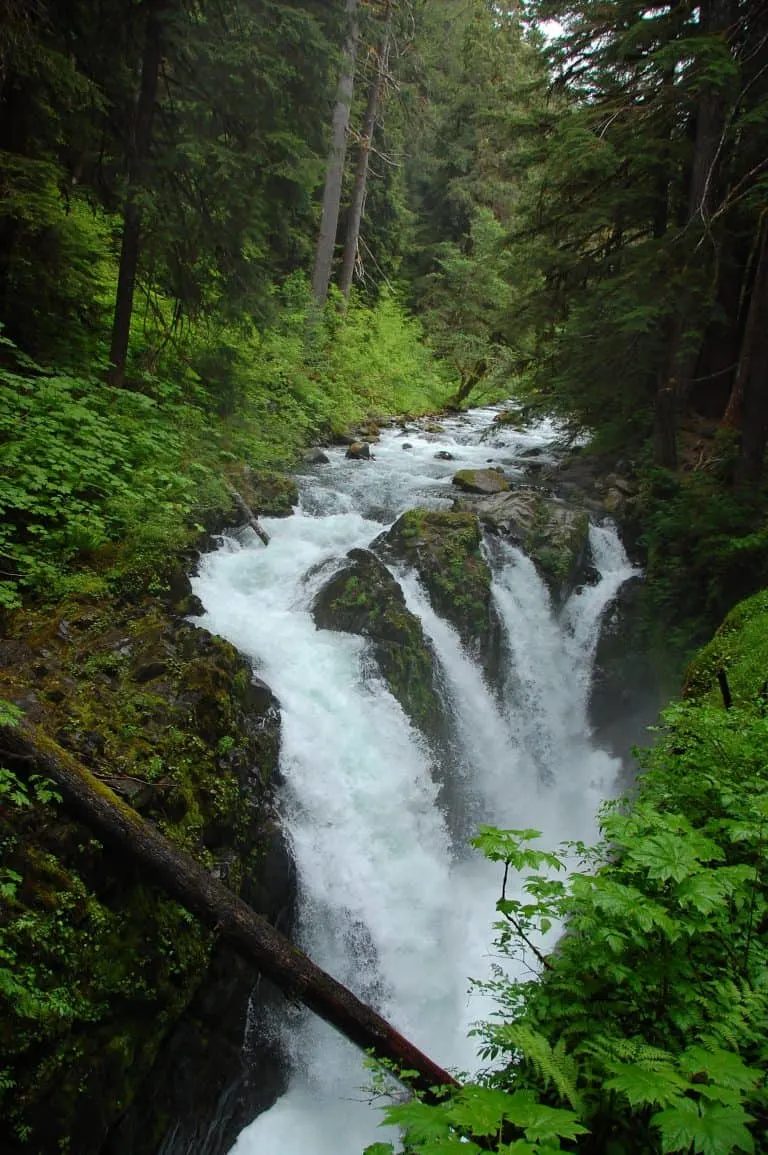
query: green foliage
[
  {"left": 637, "top": 466, "right": 768, "bottom": 644},
  {"left": 0, "top": 338, "right": 224, "bottom": 607}
]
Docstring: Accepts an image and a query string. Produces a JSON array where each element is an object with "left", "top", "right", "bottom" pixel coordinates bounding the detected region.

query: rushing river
[{"left": 191, "top": 407, "right": 638, "bottom": 1155}]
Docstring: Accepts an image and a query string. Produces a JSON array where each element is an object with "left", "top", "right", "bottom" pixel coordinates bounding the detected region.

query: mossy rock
[
  {"left": 373, "top": 510, "right": 495, "bottom": 662},
  {"left": 683, "top": 588, "right": 768, "bottom": 706},
  {"left": 453, "top": 488, "right": 593, "bottom": 604},
  {"left": 0, "top": 590, "right": 285, "bottom": 1154},
  {"left": 312, "top": 549, "right": 441, "bottom": 738},
  {"left": 452, "top": 468, "right": 511, "bottom": 495},
  {"left": 232, "top": 467, "right": 298, "bottom": 518}
]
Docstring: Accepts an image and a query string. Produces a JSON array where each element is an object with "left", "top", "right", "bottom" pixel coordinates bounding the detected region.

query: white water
[{"left": 191, "top": 408, "right": 638, "bottom": 1155}]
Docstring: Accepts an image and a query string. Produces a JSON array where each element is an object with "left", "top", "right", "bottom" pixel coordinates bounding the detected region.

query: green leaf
[
  {"left": 679, "top": 1048, "right": 761, "bottom": 1092},
  {"left": 652, "top": 1099, "right": 755, "bottom": 1155},
  {"left": 605, "top": 1063, "right": 691, "bottom": 1107},
  {"left": 628, "top": 831, "right": 724, "bottom": 883}
]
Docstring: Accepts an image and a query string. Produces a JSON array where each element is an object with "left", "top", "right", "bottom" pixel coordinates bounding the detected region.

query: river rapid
[{"left": 191, "top": 407, "right": 639, "bottom": 1155}]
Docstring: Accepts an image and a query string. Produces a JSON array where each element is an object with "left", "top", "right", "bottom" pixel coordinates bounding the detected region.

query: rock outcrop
[
  {"left": 312, "top": 549, "right": 441, "bottom": 739},
  {"left": 372, "top": 510, "right": 499, "bottom": 673},
  {"left": 590, "top": 576, "right": 666, "bottom": 769},
  {"left": 452, "top": 487, "right": 592, "bottom": 603},
  {"left": 0, "top": 591, "right": 290, "bottom": 1155}
]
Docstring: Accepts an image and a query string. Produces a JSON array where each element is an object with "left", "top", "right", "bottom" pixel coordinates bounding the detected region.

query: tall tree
[
  {"left": 339, "top": 0, "right": 394, "bottom": 299},
  {"left": 312, "top": 0, "right": 359, "bottom": 305},
  {"left": 107, "top": 0, "right": 166, "bottom": 386}
]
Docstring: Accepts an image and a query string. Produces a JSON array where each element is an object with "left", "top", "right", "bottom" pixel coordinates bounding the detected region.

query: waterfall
[{"left": 190, "top": 410, "right": 637, "bottom": 1155}]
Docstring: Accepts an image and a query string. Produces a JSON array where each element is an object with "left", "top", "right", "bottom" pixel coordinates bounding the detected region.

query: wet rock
[
  {"left": 131, "top": 659, "right": 167, "bottom": 683},
  {"left": 373, "top": 510, "right": 500, "bottom": 672},
  {"left": 452, "top": 468, "right": 511, "bottom": 495},
  {"left": 236, "top": 468, "right": 298, "bottom": 518},
  {"left": 493, "top": 408, "right": 525, "bottom": 429},
  {"left": 304, "top": 447, "right": 330, "bottom": 465},
  {"left": 452, "top": 488, "right": 593, "bottom": 603},
  {"left": 403, "top": 442, "right": 414, "bottom": 450},
  {"left": 435, "top": 450, "right": 455, "bottom": 461},
  {"left": 590, "top": 576, "right": 666, "bottom": 768},
  {"left": 346, "top": 441, "right": 372, "bottom": 460},
  {"left": 312, "top": 548, "right": 441, "bottom": 739}
]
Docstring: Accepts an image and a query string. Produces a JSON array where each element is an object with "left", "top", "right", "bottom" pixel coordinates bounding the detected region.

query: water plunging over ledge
[{"left": 191, "top": 408, "right": 639, "bottom": 1155}]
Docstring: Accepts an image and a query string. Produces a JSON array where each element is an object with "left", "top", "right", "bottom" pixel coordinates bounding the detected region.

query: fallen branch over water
[
  {"left": 226, "top": 485, "right": 270, "bottom": 546},
  {"left": 0, "top": 723, "right": 459, "bottom": 1103}
]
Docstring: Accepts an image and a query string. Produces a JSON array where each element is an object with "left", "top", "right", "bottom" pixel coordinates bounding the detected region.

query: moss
[
  {"left": 232, "top": 467, "right": 299, "bottom": 518},
  {"left": 375, "top": 510, "right": 493, "bottom": 654},
  {"left": 683, "top": 588, "right": 768, "bottom": 706},
  {"left": 524, "top": 505, "right": 590, "bottom": 595},
  {"left": 0, "top": 586, "right": 281, "bottom": 1153},
  {"left": 312, "top": 549, "right": 440, "bottom": 736}
]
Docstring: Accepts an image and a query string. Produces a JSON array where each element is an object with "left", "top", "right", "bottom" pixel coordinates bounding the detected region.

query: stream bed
[{"left": 191, "top": 407, "right": 639, "bottom": 1155}]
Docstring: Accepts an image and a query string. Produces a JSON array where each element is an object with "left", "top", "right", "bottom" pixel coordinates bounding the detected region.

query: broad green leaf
[
  {"left": 605, "top": 1063, "right": 691, "bottom": 1107},
  {"left": 652, "top": 1100, "right": 755, "bottom": 1155}
]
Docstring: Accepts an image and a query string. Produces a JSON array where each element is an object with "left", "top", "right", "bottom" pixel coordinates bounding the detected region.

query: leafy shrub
[{"left": 0, "top": 339, "right": 224, "bottom": 607}]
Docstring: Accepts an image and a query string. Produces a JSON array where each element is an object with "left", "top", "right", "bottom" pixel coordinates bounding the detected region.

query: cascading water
[{"left": 191, "top": 408, "right": 639, "bottom": 1155}]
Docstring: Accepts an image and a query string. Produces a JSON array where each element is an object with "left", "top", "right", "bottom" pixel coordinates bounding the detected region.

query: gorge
[{"left": 190, "top": 406, "right": 643, "bottom": 1154}]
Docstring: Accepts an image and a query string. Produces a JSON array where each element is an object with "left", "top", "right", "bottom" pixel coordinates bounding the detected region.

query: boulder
[
  {"left": 304, "top": 448, "right": 330, "bottom": 465},
  {"left": 236, "top": 468, "right": 298, "bottom": 517},
  {"left": 312, "top": 549, "right": 440, "bottom": 738},
  {"left": 452, "top": 488, "right": 593, "bottom": 603},
  {"left": 372, "top": 510, "right": 499, "bottom": 671},
  {"left": 452, "top": 468, "right": 511, "bottom": 495},
  {"left": 493, "top": 408, "right": 525, "bottom": 429},
  {"left": 346, "top": 441, "right": 372, "bottom": 460},
  {"left": 435, "top": 450, "right": 455, "bottom": 461}
]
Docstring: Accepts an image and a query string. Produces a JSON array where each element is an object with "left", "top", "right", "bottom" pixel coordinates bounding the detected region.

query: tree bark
[
  {"left": 339, "top": 0, "right": 393, "bottom": 300},
  {"left": 655, "top": 0, "right": 734, "bottom": 462},
  {"left": 107, "top": 0, "right": 165, "bottom": 387},
  {"left": 0, "top": 722, "right": 459, "bottom": 1103},
  {"left": 311, "top": 0, "right": 359, "bottom": 306},
  {"left": 733, "top": 214, "right": 768, "bottom": 485}
]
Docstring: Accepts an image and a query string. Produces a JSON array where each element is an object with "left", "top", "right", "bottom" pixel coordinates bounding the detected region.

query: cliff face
[{"left": 0, "top": 569, "right": 292, "bottom": 1154}]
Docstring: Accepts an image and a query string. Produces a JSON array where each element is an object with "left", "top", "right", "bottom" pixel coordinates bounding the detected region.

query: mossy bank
[{"left": 0, "top": 476, "right": 298, "bottom": 1155}]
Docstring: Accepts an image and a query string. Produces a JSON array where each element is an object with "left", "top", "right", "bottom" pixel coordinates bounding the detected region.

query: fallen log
[
  {"left": 0, "top": 723, "right": 459, "bottom": 1102},
  {"left": 226, "top": 485, "right": 270, "bottom": 546}
]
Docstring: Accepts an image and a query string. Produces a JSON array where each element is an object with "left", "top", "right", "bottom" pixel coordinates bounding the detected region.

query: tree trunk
[
  {"left": 0, "top": 722, "right": 459, "bottom": 1102},
  {"left": 107, "top": 0, "right": 164, "bottom": 387},
  {"left": 733, "top": 214, "right": 768, "bottom": 485},
  {"left": 311, "top": 0, "right": 359, "bottom": 306},
  {"left": 339, "top": 0, "right": 393, "bottom": 300},
  {"left": 655, "top": 0, "right": 734, "bottom": 461}
]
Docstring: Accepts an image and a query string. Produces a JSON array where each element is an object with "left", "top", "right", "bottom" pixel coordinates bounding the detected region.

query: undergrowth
[{"left": 0, "top": 278, "right": 453, "bottom": 611}]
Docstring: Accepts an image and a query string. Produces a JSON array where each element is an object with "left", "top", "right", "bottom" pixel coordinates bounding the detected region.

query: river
[{"left": 191, "top": 406, "right": 638, "bottom": 1155}]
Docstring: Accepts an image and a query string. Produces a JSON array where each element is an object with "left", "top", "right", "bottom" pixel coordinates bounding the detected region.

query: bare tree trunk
[
  {"left": 311, "top": 0, "right": 360, "bottom": 306},
  {"left": 0, "top": 722, "right": 460, "bottom": 1102},
  {"left": 339, "top": 0, "right": 393, "bottom": 300},
  {"left": 107, "top": 0, "right": 164, "bottom": 387},
  {"left": 654, "top": 0, "right": 734, "bottom": 464},
  {"left": 733, "top": 214, "right": 768, "bottom": 485}
]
